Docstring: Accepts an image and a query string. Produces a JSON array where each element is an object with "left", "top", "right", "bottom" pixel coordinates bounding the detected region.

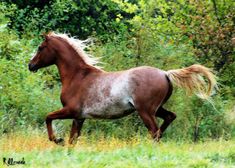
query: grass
[{"left": 0, "top": 130, "right": 235, "bottom": 168}]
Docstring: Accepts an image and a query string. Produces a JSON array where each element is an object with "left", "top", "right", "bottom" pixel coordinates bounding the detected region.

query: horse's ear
[
  {"left": 45, "top": 35, "right": 49, "bottom": 42},
  {"left": 40, "top": 32, "right": 47, "bottom": 41},
  {"left": 40, "top": 32, "right": 46, "bottom": 38},
  {"left": 40, "top": 32, "right": 52, "bottom": 41}
]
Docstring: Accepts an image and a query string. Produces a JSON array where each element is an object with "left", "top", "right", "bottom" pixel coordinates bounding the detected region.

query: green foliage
[
  {"left": 172, "top": 1, "right": 235, "bottom": 103},
  {"left": 0, "top": 11, "right": 61, "bottom": 132},
  {"left": 5, "top": 0, "right": 129, "bottom": 40},
  {"left": 0, "top": 1, "right": 234, "bottom": 141}
]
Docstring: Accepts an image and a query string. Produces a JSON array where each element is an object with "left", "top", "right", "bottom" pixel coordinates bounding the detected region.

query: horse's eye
[{"left": 38, "top": 46, "right": 44, "bottom": 52}]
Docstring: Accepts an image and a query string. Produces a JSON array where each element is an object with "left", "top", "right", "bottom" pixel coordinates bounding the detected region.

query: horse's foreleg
[
  {"left": 156, "top": 107, "right": 176, "bottom": 139},
  {"left": 46, "top": 107, "right": 72, "bottom": 145},
  {"left": 69, "top": 119, "right": 85, "bottom": 145},
  {"left": 138, "top": 111, "right": 159, "bottom": 140}
]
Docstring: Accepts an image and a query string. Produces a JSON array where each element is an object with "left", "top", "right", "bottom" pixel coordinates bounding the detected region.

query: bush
[{"left": 0, "top": 1, "right": 234, "bottom": 141}]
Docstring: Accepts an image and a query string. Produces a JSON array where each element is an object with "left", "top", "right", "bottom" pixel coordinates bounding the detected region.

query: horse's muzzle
[{"left": 28, "top": 63, "right": 38, "bottom": 72}]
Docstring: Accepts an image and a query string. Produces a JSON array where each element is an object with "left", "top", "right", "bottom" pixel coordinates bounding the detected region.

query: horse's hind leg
[
  {"left": 69, "top": 119, "right": 85, "bottom": 145},
  {"left": 155, "top": 106, "right": 176, "bottom": 139},
  {"left": 138, "top": 111, "right": 159, "bottom": 140}
]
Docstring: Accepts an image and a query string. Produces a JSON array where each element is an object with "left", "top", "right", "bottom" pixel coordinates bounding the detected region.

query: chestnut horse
[{"left": 28, "top": 32, "right": 217, "bottom": 145}]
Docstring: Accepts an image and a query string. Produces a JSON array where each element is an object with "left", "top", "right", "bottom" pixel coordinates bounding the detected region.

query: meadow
[{"left": 0, "top": 130, "right": 235, "bottom": 168}]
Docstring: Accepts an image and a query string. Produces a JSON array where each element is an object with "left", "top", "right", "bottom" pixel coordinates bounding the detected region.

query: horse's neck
[{"left": 56, "top": 53, "right": 100, "bottom": 88}]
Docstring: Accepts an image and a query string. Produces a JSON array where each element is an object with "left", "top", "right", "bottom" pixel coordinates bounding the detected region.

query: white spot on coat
[{"left": 82, "top": 71, "right": 134, "bottom": 119}]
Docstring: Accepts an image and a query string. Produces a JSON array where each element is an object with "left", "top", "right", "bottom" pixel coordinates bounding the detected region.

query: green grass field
[{"left": 0, "top": 131, "right": 235, "bottom": 168}]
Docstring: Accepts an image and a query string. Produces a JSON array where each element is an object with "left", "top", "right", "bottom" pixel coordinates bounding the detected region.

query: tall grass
[{"left": 0, "top": 129, "right": 235, "bottom": 168}]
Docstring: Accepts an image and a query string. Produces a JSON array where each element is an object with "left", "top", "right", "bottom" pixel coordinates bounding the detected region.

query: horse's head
[{"left": 28, "top": 34, "right": 57, "bottom": 72}]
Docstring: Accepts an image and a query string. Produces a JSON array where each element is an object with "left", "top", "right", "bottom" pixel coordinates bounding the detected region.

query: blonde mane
[{"left": 47, "top": 32, "right": 101, "bottom": 69}]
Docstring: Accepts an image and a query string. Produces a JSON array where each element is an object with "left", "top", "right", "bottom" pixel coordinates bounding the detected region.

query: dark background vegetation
[{"left": 0, "top": 0, "right": 234, "bottom": 142}]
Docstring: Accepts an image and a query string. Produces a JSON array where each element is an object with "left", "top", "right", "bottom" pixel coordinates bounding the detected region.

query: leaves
[{"left": 0, "top": 1, "right": 234, "bottom": 140}]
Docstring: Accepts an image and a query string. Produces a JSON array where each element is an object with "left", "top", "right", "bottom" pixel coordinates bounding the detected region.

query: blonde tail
[{"left": 166, "top": 64, "right": 218, "bottom": 100}]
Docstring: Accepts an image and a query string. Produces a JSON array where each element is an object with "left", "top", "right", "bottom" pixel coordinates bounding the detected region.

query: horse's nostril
[
  {"left": 28, "top": 63, "right": 35, "bottom": 71},
  {"left": 28, "top": 63, "right": 32, "bottom": 70},
  {"left": 28, "top": 63, "right": 38, "bottom": 72}
]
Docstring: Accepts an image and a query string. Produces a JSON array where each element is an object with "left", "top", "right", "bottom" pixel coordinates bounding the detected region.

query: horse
[{"left": 28, "top": 32, "right": 217, "bottom": 145}]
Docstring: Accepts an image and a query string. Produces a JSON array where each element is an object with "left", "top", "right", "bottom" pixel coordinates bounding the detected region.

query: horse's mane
[{"left": 47, "top": 32, "right": 102, "bottom": 69}]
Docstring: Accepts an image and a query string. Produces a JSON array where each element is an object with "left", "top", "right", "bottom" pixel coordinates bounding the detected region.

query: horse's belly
[{"left": 81, "top": 98, "right": 135, "bottom": 119}]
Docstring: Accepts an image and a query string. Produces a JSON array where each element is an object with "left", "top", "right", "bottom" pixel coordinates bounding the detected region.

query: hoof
[
  {"left": 154, "top": 130, "right": 162, "bottom": 142},
  {"left": 54, "top": 137, "right": 65, "bottom": 146},
  {"left": 69, "top": 133, "right": 78, "bottom": 145},
  {"left": 69, "top": 138, "right": 78, "bottom": 145},
  {"left": 69, "top": 138, "right": 78, "bottom": 146}
]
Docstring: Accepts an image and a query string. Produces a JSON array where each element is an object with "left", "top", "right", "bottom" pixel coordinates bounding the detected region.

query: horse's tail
[{"left": 166, "top": 64, "right": 217, "bottom": 100}]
